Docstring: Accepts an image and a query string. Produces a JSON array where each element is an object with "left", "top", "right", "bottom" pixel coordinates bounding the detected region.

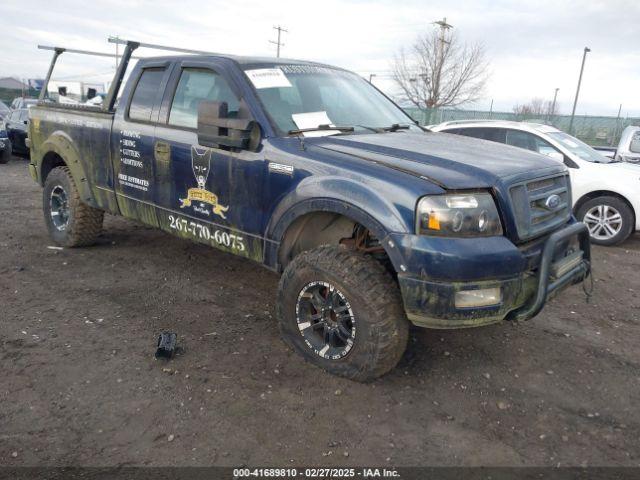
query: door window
[
  {"left": 168, "top": 69, "right": 240, "bottom": 129},
  {"left": 128, "top": 68, "right": 165, "bottom": 122},
  {"left": 505, "top": 129, "right": 559, "bottom": 156},
  {"left": 505, "top": 130, "right": 538, "bottom": 151}
]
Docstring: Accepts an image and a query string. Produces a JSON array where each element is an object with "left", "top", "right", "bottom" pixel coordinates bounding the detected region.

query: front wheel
[
  {"left": 577, "top": 196, "right": 634, "bottom": 246},
  {"left": 43, "top": 166, "right": 104, "bottom": 247},
  {"left": 277, "top": 246, "right": 409, "bottom": 382}
]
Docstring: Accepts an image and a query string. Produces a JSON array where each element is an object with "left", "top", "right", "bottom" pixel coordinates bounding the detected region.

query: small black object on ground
[{"left": 155, "top": 332, "right": 178, "bottom": 359}]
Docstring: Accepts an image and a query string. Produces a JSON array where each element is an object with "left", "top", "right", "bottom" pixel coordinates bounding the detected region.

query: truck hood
[{"left": 313, "top": 131, "right": 565, "bottom": 189}]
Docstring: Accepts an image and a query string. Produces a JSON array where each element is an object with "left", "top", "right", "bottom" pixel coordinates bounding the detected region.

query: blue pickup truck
[{"left": 28, "top": 41, "right": 591, "bottom": 381}]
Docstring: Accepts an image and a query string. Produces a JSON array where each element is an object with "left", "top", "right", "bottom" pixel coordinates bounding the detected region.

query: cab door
[
  {"left": 110, "top": 62, "right": 173, "bottom": 226},
  {"left": 152, "top": 60, "right": 266, "bottom": 258}
]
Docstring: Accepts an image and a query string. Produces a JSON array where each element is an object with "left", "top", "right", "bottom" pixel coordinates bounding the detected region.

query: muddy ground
[{"left": 1, "top": 155, "right": 639, "bottom": 467}]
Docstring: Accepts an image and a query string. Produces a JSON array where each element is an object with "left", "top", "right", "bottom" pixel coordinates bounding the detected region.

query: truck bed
[{"left": 29, "top": 104, "right": 118, "bottom": 213}]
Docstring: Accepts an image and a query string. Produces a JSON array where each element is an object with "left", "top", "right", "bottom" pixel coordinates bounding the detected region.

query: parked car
[
  {"left": 4, "top": 108, "right": 30, "bottom": 155},
  {"left": 10, "top": 97, "right": 38, "bottom": 110},
  {"left": 431, "top": 120, "right": 640, "bottom": 245},
  {"left": 591, "top": 145, "right": 616, "bottom": 159},
  {"left": 0, "top": 123, "right": 11, "bottom": 164},
  {"left": 28, "top": 47, "right": 590, "bottom": 380},
  {"left": 615, "top": 126, "right": 640, "bottom": 163},
  {"left": 0, "top": 100, "right": 10, "bottom": 121}
]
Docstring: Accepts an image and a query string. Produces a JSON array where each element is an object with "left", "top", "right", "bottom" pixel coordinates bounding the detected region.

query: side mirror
[
  {"left": 630, "top": 139, "right": 640, "bottom": 154},
  {"left": 197, "top": 100, "right": 261, "bottom": 152}
]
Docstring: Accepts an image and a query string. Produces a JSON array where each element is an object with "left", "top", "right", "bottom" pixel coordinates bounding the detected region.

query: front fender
[{"left": 264, "top": 176, "right": 412, "bottom": 271}]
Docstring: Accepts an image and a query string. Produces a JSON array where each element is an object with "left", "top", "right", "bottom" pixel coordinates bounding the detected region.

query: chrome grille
[{"left": 509, "top": 173, "right": 571, "bottom": 241}]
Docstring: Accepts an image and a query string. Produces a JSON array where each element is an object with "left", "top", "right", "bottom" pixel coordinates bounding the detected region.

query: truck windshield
[
  {"left": 243, "top": 64, "right": 419, "bottom": 136},
  {"left": 547, "top": 131, "right": 615, "bottom": 163}
]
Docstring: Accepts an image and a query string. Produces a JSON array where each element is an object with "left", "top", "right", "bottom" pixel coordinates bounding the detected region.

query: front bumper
[{"left": 397, "top": 222, "right": 591, "bottom": 329}]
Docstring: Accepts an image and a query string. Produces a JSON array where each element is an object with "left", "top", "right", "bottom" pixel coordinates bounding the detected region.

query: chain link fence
[{"left": 405, "top": 107, "right": 640, "bottom": 147}]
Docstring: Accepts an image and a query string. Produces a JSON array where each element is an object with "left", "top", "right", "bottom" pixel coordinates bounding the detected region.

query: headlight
[{"left": 416, "top": 193, "right": 503, "bottom": 237}]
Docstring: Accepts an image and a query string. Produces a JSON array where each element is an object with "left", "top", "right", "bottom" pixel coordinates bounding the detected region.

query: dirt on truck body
[{"left": 28, "top": 40, "right": 590, "bottom": 380}]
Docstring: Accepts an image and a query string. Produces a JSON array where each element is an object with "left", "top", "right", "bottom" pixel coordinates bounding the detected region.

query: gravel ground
[{"left": 1, "top": 155, "right": 639, "bottom": 467}]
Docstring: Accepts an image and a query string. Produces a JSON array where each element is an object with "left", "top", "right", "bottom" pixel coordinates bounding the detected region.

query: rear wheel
[
  {"left": 577, "top": 196, "right": 634, "bottom": 246},
  {"left": 43, "top": 166, "right": 104, "bottom": 247},
  {"left": 277, "top": 246, "right": 409, "bottom": 382}
]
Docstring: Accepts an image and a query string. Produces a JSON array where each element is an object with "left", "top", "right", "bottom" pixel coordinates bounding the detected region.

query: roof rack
[
  {"left": 107, "top": 37, "right": 222, "bottom": 56},
  {"left": 38, "top": 45, "right": 142, "bottom": 60},
  {"left": 38, "top": 41, "right": 141, "bottom": 111},
  {"left": 39, "top": 37, "right": 222, "bottom": 112}
]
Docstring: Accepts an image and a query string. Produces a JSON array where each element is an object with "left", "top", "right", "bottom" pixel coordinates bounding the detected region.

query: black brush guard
[{"left": 507, "top": 222, "right": 591, "bottom": 322}]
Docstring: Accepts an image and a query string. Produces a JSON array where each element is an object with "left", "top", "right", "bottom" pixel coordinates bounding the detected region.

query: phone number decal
[{"left": 168, "top": 214, "right": 245, "bottom": 252}]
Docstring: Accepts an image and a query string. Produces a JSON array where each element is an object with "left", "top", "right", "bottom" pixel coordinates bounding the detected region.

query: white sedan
[{"left": 430, "top": 120, "right": 640, "bottom": 246}]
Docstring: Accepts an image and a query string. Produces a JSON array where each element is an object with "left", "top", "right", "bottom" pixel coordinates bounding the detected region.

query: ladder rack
[
  {"left": 39, "top": 37, "right": 221, "bottom": 112},
  {"left": 107, "top": 36, "right": 223, "bottom": 56}
]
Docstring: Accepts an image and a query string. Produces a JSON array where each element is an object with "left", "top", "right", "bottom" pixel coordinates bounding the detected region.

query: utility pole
[
  {"left": 612, "top": 103, "right": 622, "bottom": 146},
  {"left": 550, "top": 87, "right": 559, "bottom": 124},
  {"left": 433, "top": 17, "right": 453, "bottom": 53},
  {"left": 489, "top": 99, "right": 493, "bottom": 118},
  {"left": 269, "top": 25, "right": 288, "bottom": 58},
  {"left": 551, "top": 88, "right": 559, "bottom": 115},
  {"left": 431, "top": 18, "right": 453, "bottom": 110},
  {"left": 569, "top": 47, "right": 590, "bottom": 135}
]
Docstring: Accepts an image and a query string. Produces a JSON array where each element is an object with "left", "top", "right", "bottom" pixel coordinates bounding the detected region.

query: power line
[{"left": 269, "top": 25, "right": 288, "bottom": 58}]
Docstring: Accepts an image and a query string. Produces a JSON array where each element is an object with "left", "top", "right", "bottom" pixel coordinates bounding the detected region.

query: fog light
[{"left": 455, "top": 287, "right": 502, "bottom": 308}]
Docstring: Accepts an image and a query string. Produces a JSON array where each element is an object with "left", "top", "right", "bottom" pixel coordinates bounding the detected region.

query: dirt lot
[{"left": 1, "top": 155, "right": 639, "bottom": 467}]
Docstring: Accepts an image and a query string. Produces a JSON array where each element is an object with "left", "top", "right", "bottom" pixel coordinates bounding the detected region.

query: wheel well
[
  {"left": 574, "top": 190, "right": 636, "bottom": 223},
  {"left": 40, "top": 152, "right": 67, "bottom": 185},
  {"left": 278, "top": 212, "right": 391, "bottom": 272}
]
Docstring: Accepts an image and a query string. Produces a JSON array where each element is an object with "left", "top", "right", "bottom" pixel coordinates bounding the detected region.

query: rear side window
[
  {"left": 128, "top": 68, "right": 165, "bottom": 122},
  {"left": 169, "top": 68, "right": 240, "bottom": 129}
]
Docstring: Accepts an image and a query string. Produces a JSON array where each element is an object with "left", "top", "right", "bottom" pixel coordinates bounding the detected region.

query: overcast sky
[{"left": 1, "top": 0, "right": 638, "bottom": 116}]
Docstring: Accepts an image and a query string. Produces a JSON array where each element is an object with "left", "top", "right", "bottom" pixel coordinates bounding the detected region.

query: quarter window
[
  {"left": 168, "top": 69, "right": 240, "bottom": 129},
  {"left": 128, "top": 68, "right": 165, "bottom": 122}
]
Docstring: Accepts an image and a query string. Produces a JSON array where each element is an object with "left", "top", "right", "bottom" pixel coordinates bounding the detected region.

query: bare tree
[
  {"left": 513, "top": 98, "right": 558, "bottom": 119},
  {"left": 392, "top": 29, "right": 489, "bottom": 110}
]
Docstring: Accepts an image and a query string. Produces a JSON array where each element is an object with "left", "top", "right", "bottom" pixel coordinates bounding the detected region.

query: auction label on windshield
[{"left": 245, "top": 68, "right": 292, "bottom": 89}]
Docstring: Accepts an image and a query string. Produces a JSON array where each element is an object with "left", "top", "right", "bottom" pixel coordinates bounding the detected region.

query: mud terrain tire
[
  {"left": 277, "top": 245, "right": 409, "bottom": 382},
  {"left": 43, "top": 166, "right": 104, "bottom": 247}
]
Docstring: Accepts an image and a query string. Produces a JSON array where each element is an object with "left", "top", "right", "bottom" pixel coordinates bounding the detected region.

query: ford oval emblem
[{"left": 545, "top": 194, "right": 561, "bottom": 210}]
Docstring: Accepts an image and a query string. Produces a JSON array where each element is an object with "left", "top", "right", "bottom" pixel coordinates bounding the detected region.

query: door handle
[{"left": 154, "top": 141, "right": 171, "bottom": 162}]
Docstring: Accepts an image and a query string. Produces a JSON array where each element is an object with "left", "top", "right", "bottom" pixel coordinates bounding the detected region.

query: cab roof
[{"left": 138, "top": 54, "right": 341, "bottom": 70}]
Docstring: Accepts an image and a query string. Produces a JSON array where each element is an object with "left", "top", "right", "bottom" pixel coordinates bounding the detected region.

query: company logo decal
[
  {"left": 179, "top": 146, "right": 229, "bottom": 219},
  {"left": 544, "top": 194, "right": 561, "bottom": 210}
]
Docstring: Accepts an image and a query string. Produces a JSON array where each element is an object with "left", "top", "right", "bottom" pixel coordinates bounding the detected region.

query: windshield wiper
[
  {"left": 382, "top": 123, "right": 411, "bottom": 132},
  {"left": 288, "top": 124, "right": 354, "bottom": 135}
]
